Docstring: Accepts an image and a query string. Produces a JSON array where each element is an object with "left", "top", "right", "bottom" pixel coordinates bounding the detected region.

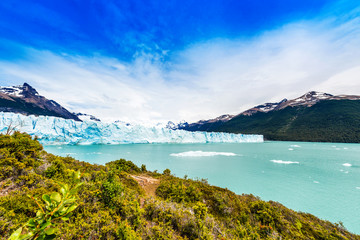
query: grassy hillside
[
  {"left": 0, "top": 132, "right": 358, "bottom": 239},
  {"left": 217, "top": 100, "right": 360, "bottom": 142}
]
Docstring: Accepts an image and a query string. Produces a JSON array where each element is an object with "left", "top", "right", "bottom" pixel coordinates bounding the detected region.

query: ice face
[{"left": 0, "top": 112, "right": 264, "bottom": 145}]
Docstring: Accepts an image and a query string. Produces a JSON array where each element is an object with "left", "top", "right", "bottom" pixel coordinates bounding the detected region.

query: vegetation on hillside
[
  {"left": 216, "top": 100, "right": 360, "bottom": 143},
  {"left": 1, "top": 132, "right": 358, "bottom": 239}
]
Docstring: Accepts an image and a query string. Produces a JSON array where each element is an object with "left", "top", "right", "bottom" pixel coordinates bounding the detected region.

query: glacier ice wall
[{"left": 0, "top": 112, "right": 263, "bottom": 145}]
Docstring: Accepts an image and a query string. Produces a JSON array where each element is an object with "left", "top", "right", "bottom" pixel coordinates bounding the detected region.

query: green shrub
[
  {"left": 163, "top": 169, "right": 171, "bottom": 176},
  {"left": 101, "top": 172, "right": 124, "bottom": 207},
  {"left": 156, "top": 178, "right": 201, "bottom": 203},
  {"left": 0, "top": 132, "right": 43, "bottom": 180},
  {"left": 141, "top": 164, "right": 147, "bottom": 172},
  {"left": 116, "top": 221, "right": 141, "bottom": 240},
  {"left": 44, "top": 158, "right": 66, "bottom": 179},
  {"left": 106, "top": 159, "right": 140, "bottom": 173}
]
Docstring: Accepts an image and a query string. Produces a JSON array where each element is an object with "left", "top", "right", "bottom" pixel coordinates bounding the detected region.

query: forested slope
[{"left": 217, "top": 100, "right": 360, "bottom": 142}]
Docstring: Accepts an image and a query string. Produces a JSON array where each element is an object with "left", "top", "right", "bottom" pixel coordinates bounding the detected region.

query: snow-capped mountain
[
  {"left": 0, "top": 83, "right": 81, "bottom": 121},
  {"left": 0, "top": 83, "right": 39, "bottom": 97},
  {"left": 179, "top": 91, "right": 360, "bottom": 132},
  {"left": 240, "top": 98, "right": 288, "bottom": 116},
  {"left": 240, "top": 91, "right": 337, "bottom": 116}
]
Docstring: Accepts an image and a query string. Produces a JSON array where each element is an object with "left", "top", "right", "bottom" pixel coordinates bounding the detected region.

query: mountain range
[
  {"left": 178, "top": 91, "right": 360, "bottom": 143},
  {"left": 1, "top": 83, "right": 360, "bottom": 143}
]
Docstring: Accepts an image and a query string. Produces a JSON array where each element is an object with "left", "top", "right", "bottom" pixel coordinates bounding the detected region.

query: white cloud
[{"left": 1, "top": 8, "right": 360, "bottom": 123}]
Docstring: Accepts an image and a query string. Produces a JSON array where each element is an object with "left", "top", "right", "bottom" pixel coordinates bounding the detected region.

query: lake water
[{"left": 44, "top": 141, "right": 360, "bottom": 234}]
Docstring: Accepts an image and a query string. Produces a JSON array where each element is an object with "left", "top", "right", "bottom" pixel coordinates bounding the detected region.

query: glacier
[{"left": 0, "top": 112, "right": 263, "bottom": 145}]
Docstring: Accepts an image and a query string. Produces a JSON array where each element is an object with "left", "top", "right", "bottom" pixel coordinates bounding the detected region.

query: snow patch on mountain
[
  {"left": 0, "top": 86, "right": 23, "bottom": 97},
  {"left": 75, "top": 113, "right": 101, "bottom": 122},
  {"left": 0, "top": 83, "right": 40, "bottom": 97}
]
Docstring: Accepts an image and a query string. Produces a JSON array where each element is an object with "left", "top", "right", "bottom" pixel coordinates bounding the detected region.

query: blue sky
[
  {"left": 0, "top": 0, "right": 338, "bottom": 59},
  {"left": 0, "top": 0, "right": 360, "bottom": 122}
]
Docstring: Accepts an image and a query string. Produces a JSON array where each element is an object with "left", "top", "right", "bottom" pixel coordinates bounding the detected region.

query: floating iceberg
[
  {"left": 270, "top": 160, "right": 299, "bottom": 164},
  {"left": 170, "top": 151, "right": 238, "bottom": 157},
  {"left": 0, "top": 112, "right": 263, "bottom": 145}
]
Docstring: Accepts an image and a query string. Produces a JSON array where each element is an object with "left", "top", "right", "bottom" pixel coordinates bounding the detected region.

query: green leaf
[
  {"left": 56, "top": 206, "right": 68, "bottom": 215},
  {"left": 44, "top": 227, "right": 58, "bottom": 235},
  {"left": 42, "top": 194, "right": 51, "bottom": 205},
  {"left": 8, "top": 227, "right": 22, "bottom": 240},
  {"left": 18, "top": 232, "right": 34, "bottom": 240},
  {"left": 35, "top": 212, "right": 45, "bottom": 221},
  {"left": 50, "top": 192, "right": 61, "bottom": 203},
  {"left": 63, "top": 212, "right": 73, "bottom": 218},
  {"left": 26, "top": 219, "right": 36, "bottom": 228},
  {"left": 63, "top": 198, "right": 76, "bottom": 205},
  {"left": 66, "top": 204, "right": 78, "bottom": 213},
  {"left": 61, "top": 217, "right": 70, "bottom": 221},
  {"left": 74, "top": 182, "right": 84, "bottom": 189},
  {"left": 39, "top": 221, "right": 51, "bottom": 230}
]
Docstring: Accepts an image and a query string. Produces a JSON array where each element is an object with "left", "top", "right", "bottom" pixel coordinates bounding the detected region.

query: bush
[
  {"left": 0, "top": 132, "right": 43, "bottom": 180},
  {"left": 156, "top": 178, "right": 201, "bottom": 203},
  {"left": 141, "top": 164, "right": 147, "bottom": 172},
  {"left": 44, "top": 158, "right": 66, "bottom": 179},
  {"left": 163, "top": 169, "right": 171, "bottom": 176},
  {"left": 106, "top": 159, "right": 141, "bottom": 173},
  {"left": 101, "top": 172, "right": 124, "bottom": 207},
  {"left": 116, "top": 221, "right": 141, "bottom": 240}
]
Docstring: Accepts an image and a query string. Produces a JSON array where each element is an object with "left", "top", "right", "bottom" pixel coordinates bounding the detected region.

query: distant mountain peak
[
  {"left": 22, "top": 82, "right": 40, "bottom": 96},
  {"left": 0, "top": 83, "right": 40, "bottom": 98},
  {"left": 0, "top": 83, "right": 81, "bottom": 121},
  {"left": 296, "top": 91, "right": 333, "bottom": 102},
  {"left": 241, "top": 91, "right": 337, "bottom": 116}
]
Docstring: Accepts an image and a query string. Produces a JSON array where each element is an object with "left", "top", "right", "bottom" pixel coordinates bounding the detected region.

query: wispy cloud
[{"left": 1, "top": 5, "right": 360, "bottom": 123}]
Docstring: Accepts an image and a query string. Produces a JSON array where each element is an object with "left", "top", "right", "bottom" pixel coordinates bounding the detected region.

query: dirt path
[{"left": 130, "top": 175, "right": 160, "bottom": 197}]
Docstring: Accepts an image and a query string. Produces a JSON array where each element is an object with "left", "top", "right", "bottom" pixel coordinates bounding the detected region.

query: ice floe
[
  {"left": 270, "top": 160, "right": 299, "bottom": 164},
  {"left": 170, "top": 151, "right": 237, "bottom": 157}
]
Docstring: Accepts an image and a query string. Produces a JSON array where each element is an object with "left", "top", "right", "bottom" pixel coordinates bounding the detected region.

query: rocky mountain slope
[
  {"left": 0, "top": 83, "right": 81, "bottom": 121},
  {"left": 179, "top": 91, "right": 360, "bottom": 142}
]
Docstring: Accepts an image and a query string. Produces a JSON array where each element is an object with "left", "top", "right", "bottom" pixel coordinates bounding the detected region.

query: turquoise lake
[{"left": 44, "top": 141, "right": 360, "bottom": 234}]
